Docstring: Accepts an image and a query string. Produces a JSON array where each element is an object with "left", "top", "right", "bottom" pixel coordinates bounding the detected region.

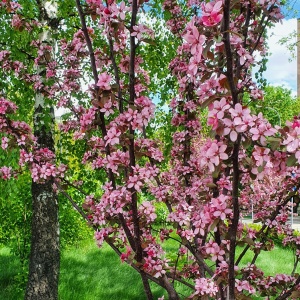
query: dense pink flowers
[
  {"left": 1, "top": 0, "right": 299, "bottom": 298},
  {"left": 0, "top": 97, "right": 18, "bottom": 114},
  {"left": 194, "top": 278, "right": 218, "bottom": 297},
  {"left": 1, "top": 137, "right": 9, "bottom": 150}
]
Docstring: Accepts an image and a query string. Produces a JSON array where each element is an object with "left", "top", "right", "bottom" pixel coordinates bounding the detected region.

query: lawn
[
  {"left": 0, "top": 239, "right": 299, "bottom": 300},
  {"left": 0, "top": 240, "right": 169, "bottom": 300}
]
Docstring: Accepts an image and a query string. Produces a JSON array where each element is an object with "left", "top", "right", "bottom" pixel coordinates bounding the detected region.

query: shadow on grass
[
  {"left": 59, "top": 242, "right": 167, "bottom": 300},
  {"left": 0, "top": 247, "right": 24, "bottom": 300}
]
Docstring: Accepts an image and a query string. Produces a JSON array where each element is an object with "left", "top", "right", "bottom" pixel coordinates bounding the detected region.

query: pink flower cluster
[
  {"left": 194, "top": 278, "right": 218, "bottom": 297},
  {"left": 143, "top": 244, "right": 168, "bottom": 278},
  {"left": 0, "top": 166, "right": 13, "bottom": 180}
]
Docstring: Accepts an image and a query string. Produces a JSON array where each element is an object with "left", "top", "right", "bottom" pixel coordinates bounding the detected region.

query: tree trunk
[
  {"left": 25, "top": 1, "right": 59, "bottom": 299},
  {"left": 25, "top": 106, "right": 59, "bottom": 300},
  {"left": 25, "top": 178, "right": 59, "bottom": 300},
  {"left": 25, "top": 96, "right": 59, "bottom": 300}
]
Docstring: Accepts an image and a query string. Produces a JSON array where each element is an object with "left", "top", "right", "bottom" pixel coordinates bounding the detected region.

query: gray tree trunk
[{"left": 25, "top": 177, "right": 59, "bottom": 300}]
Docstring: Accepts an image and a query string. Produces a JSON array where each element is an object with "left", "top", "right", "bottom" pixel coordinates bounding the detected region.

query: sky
[{"left": 262, "top": 2, "right": 300, "bottom": 96}]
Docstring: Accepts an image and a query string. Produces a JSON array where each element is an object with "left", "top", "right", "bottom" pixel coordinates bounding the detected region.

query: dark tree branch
[
  {"left": 128, "top": 0, "right": 143, "bottom": 264},
  {"left": 222, "top": 0, "right": 238, "bottom": 105},
  {"left": 108, "top": 37, "right": 123, "bottom": 113}
]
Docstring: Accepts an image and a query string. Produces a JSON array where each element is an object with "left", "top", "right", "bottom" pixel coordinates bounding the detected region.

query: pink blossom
[
  {"left": 120, "top": 246, "right": 132, "bottom": 262},
  {"left": 97, "top": 72, "right": 112, "bottom": 90},
  {"left": 208, "top": 97, "right": 230, "bottom": 129},
  {"left": 201, "top": 140, "right": 229, "bottom": 171},
  {"left": 237, "top": 46, "right": 253, "bottom": 65},
  {"left": 0, "top": 97, "right": 18, "bottom": 114},
  {"left": 131, "top": 24, "right": 154, "bottom": 40},
  {"left": 252, "top": 146, "right": 270, "bottom": 167},
  {"left": 100, "top": 100, "right": 115, "bottom": 116},
  {"left": 223, "top": 118, "right": 238, "bottom": 142},
  {"left": 183, "top": 19, "right": 206, "bottom": 62},
  {"left": 17, "top": 135, "right": 26, "bottom": 146},
  {"left": 95, "top": 228, "right": 114, "bottom": 248},
  {"left": 205, "top": 240, "right": 225, "bottom": 261},
  {"left": 80, "top": 108, "right": 96, "bottom": 130},
  {"left": 0, "top": 166, "right": 12, "bottom": 180},
  {"left": 235, "top": 279, "right": 256, "bottom": 294},
  {"left": 127, "top": 174, "right": 143, "bottom": 191},
  {"left": 250, "top": 115, "right": 277, "bottom": 145},
  {"left": 139, "top": 201, "right": 157, "bottom": 223},
  {"left": 211, "top": 195, "right": 232, "bottom": 220},
  {"left": 1, "top": 136, "right": 8, "bottom": 150},
  {"left": 201, "top": 1, "right": 223, "bottom": 26},
  {"left": 104, "top": 126, "right": 121, "bottom": 146},
  {"left": 19, "top": 149, "right": 34, "bottom": 166}
]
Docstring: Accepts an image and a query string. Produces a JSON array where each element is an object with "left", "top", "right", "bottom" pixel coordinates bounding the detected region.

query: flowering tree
[{"left": 1, "top": 0, "right": 300, "bottom": 299}]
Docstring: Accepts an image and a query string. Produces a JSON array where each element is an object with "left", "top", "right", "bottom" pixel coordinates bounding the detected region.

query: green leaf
[
  {"left": 287, "top": 154, "right": 297, "bottom": 167},
  {"left": 141, "top": 38, "right": 157, "bottom": 46}
]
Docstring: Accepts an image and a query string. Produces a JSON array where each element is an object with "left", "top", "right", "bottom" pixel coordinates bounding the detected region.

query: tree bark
[
  {"left": 25, "top": 94, "right": 59, "bottom": 300},
  {"left": 25, "top": 178, "right": 59, "bottom": 300}
]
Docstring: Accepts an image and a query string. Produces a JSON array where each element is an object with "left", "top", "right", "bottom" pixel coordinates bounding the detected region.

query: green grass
[
  {"left": 0, "top": 241, "right": 169, "bottom": 300},
  {"left": 59, "top": 241, "right": 168, "bottom": 300},
  {"left": 0, "top": 240, "right": 299, "bottom": 300},
  {"left": 237, "top": 245, "right": 298, "bottom": 276},
  {"left": 0, "top": 247, "right": 24, "bottom": 299}
]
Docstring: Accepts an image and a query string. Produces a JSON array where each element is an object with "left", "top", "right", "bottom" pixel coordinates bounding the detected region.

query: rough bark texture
[{"left": 25, "top": 177, "right": 59, "bottom": 300}]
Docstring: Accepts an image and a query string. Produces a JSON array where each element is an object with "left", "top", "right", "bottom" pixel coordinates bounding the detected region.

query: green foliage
[
  {"left": 0, "top": 173, "right": 32, "bottom": 290},
  {"left": 249, "top": 85, "right": 300, "bottom": 126},
  {"left": 154, "top": 202, "right": 169, "bottom": 225},
  {"left": 59, "top": 194, "right": 93, "bottom": 249},
  {"left": 245, "top": 222, "right": 300, "bottom": 248},
  {"left": 279, "top": 30, "right": 297, "bottom": 62}
]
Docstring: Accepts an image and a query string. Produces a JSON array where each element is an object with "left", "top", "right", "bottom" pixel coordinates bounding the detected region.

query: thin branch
[
  {"left": 275, "top": 276, "right": 300, "bottom": 300},
  {"left": 62, "top": 178, "right": 89, "bottom": 196},
  {"left": 75, "top": 0, "right": 98, "bottom": 83},
  {"left": 236, "top": 189, "right": 300, "bottom": 266},
  {"left": 222, "top": 0, "right": 238, "bottom": 105},
  {"left": 166, "top": 272, "right": 194, "bottom": 289},
  {"left": 56, "top": 182, "right": 90, "bottom": 223},
  {"left": 185, "top": 242, "right": 214, "bottom": 277}
]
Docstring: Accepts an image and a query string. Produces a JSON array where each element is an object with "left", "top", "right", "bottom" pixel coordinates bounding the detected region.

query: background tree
[
  {"left": 24, "top": 1, "right": 60, "bottom": 298},
  {"left": 0, "top": 1, "right": 77, "bottom": 298},
  {"left": 249, "top": 85, "right": 300, "bottom": 126}
]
